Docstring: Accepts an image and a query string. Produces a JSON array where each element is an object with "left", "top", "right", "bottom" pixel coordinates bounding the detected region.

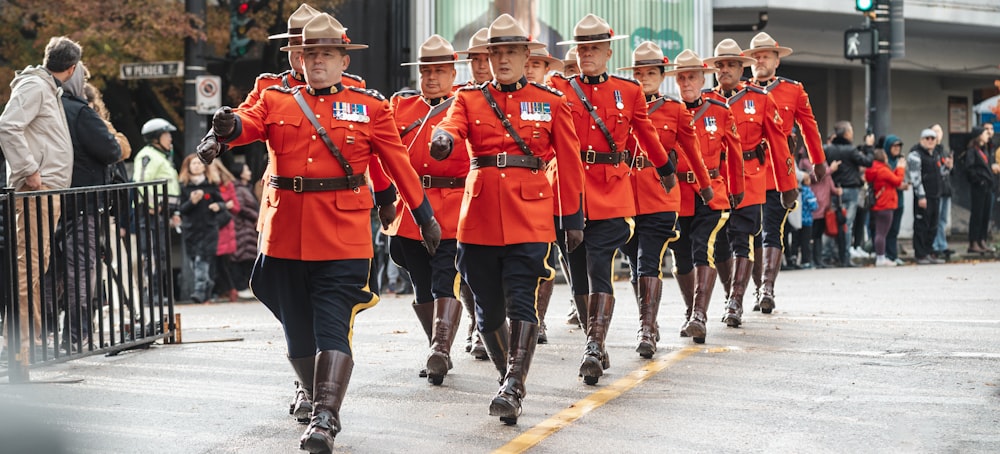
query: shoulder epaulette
[
  {"left": 745, "top": 85, "right": 766, "bottom": 95},
  {"left": 262, "top": 84, "right": 295, "bottom": 94},
  {"left": 776, "top": 76, "right": 800, "bottom": 85},
  {"left": 551, "top": 72, "right": 571, "bottom": 81},
  {"left": 390, "top": 89, "right": 420, "bottom": 100},
  {"left": 662, "top": 95, "right": 681, "bottom": 104},
  {"left": 348, "top": 86, "right": 386, "bottom": 101},
  {"left": 458, "top": 83, "right": 484, "bottom": 92},
  {"left": 255, "top": 72, "right": 283, "bottom": 81},
  {"left": 701, "top": 88, "right": 714, "bottom": 94},
  {"left": 529, "top": 81, "right": 563, "bottom": 97},
  {"left": 705, "top": 98, "right": 728, "bottom": 108},
  {"left": 343, "top": 72, "right": 365, "bottom": 83},
  {"left": 611, "top": 74, "right": 640, "bottom": 85}
]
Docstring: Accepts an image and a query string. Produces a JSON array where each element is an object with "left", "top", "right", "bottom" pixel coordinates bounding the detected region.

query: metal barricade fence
[{"left": 1, "top": 180, "right": 175, "bottom": 383}]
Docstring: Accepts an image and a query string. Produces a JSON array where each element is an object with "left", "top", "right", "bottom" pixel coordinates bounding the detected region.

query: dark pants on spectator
[
  {"left": 969, "top": 185, "right": 993, "bottom": 244},
  {"left": 44, "top": 213, "right": 99, "bottom": 344},
  {"left": 912, "top": 195, "right": 940, "bottom": 259},
  {"left": 792, "top": 224, "right": 811, "bottom": 266},
  {"left": 871, "top": 209, "right": 893, "bottom": 256},
  {"left": 886, "top": 194, "right": 904, "bottom": 261}
]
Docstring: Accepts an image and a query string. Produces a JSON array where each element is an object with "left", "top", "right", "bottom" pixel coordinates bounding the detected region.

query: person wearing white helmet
[{"left": 133, "top": 118, "right": 181, "bottom": 216}]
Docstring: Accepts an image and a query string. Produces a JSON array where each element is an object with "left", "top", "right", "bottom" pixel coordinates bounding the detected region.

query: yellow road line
[{"left": 494, "top": 346, "right": 730, "bottom": 453}]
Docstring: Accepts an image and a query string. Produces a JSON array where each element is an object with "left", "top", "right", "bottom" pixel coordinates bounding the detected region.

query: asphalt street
[{"left": 2, "top": 260, "right": 999, "bottom": 453}]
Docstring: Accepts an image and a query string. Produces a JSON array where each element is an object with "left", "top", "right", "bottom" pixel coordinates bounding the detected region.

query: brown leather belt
[
  {"left": 633, "top": 154, "right": 649, "bottom": 169},
  {"left": 682, "top": 168, "right": 720, "bottom": 183},
  {"left": 421, "top": 175, "right": 466, "bottom": 188},
  {"left": 742, "top": 150, "right": 756, "bottom": 161},
  {"left": 470, "top": 153, "right": 545, "bottom": 170},
  {"left": 581, "top": 150, "right": 625, "bottom": 164},
  {"left": 269, "top": 174, "right": 366, "bottom": 193}
]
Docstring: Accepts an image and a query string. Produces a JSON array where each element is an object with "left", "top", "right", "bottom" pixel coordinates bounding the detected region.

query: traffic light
[
  {"left": 229, "top": 1, "right": 254, "bottom": 58},
  {"left": 856, "top": 0, "right": 875, "bottom": 12}
]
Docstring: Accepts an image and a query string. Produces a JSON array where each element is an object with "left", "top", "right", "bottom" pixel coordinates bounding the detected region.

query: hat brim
[
  {"left": 400, "top": 59, "right": 471, "bottom": 67},
  {"left": 484, "top": 40, "right": 547, "bottom": 50},
  {"left": 617, "top": 62, "right": 677, "bottom": 71},
  {"left": 702, "top": 55, "right": 756, "bottom": 67},
  {"left": 748, "top": 46, "right": 793, "bottom": 58},
  {"left": 664, "top": 66, "right": 718, "bottom": 77},
  {"left": 457, "top": 45, "right": 489, "bottom": 55},
  {"left": 530, "top": 55, "right": 565, "bottom": 71},
  {"left": 556, "top": 34, "right": 628, "bottom": 46},
  {"left": 280, "top": 42, "right": 369, "bottom": 51},
  {"left": 268, "top": 31, "right": 299, "bottom": 40}
]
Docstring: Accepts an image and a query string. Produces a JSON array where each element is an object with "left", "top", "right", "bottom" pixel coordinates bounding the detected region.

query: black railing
[{"left": 1, "top": 180, "right": 175, "bottom": 383}]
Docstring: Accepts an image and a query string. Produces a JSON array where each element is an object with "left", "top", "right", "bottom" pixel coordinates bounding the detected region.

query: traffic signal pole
[
  {"left": 184, "top": 0, "right": 208, "bottom": 156},
  {"left": 861, "top": 0, "right": 904, "bottom": 139}
]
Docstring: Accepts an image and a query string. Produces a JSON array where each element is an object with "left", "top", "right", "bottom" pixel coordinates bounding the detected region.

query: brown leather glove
[
  {"left": 729, "top": 192, "right": 744, "bottom": 210},
  {"left": 565, "top": 229, "right": 584, "bottom": 253},
  {"left": 378, "top": 203, "right": 397, "bottom": 229},
  {"left": 813, "top": 162, "right": 827, "bottom": 181},
  {"left": 196, "top": 134, "right": 222, "bottom": 165},
  {"left": 781, "top": 188, "right": 800, "bottom": 209},
  {"left": 699, "top": 186, "right": 714, "bottom": 204},
  {"left": 660, "top": 173, "right": 677, "bottom": 193},
  {"left": 212, "top": 107, "right": 235, "bottom": 138},
  {"left": 419, "top": 217, "right": 442, "bottom": 256}
]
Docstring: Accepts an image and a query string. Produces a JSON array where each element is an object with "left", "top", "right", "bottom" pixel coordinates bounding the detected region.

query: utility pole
[
  {"left": 184, "top": 0, "right": 208, "bottom": 156},
  {"left": 849, "top": 0, "right": 904, "bottom": 139}
]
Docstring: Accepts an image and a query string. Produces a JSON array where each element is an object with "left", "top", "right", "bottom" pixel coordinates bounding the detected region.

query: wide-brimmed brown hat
[
  {"left": 703, "top": 39, "right": 755, "bottom": 66},
  {"left": 528, "top": 46, "right": 564, "bottom": 71},
  {"left": 268, "top": 4, "right": 320, "bottom": 40},
  {"left": 280, "top": 14, "right": 368, "bottom": 51},
  {"left": 401, "top": 34, "right": 469, "bottom": 66},
  {"left": 458, "top": 28, "right": 489, "bottom": 55},
  {"left": 484, "top": 14, "right": 547, "bottom": 50},
  {"left": 617, "top": 41, "right": 675, "bottom": 71},
  {"left": 747, "top": 32, "right": 794, "bottom": 58},
  {"left": 663, "top": 49, "right": 718, "bottom": 76},
  {"left": 556, "top": 14, "right": 629, "bottom": 45},
  {"left": 562, "top": 46, "right": 578, "bottom": 67}
]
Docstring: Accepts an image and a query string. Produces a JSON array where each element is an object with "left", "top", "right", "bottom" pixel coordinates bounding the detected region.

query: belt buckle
[
  {"left": 634, "top": 155, "right": 646, "bottom": 169},
  {"left": 686, "top": 172, "right": 696, "bottom": 184},
  {"left": 293, "top": 176, "right": 304, "bottom": 193},
  {"left": 421, "top": 175, "right": 432, "bottom": 188},
  {"left": 496, "top": 152, "right": 508, "bottom": 168},
  {"left": 585, "top": 150, "right": 597, "bottom": 164}
]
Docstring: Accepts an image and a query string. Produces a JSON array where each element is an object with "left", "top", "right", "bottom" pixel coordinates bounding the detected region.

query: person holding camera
[{"left": 823, "top": 121, "right": 873, "bottom": 267}]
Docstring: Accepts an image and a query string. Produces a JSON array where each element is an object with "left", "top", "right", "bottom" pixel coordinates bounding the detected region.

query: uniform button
[
  {"left": 279, "top": 120, "right": 285, "bottom": 125},
  {"left": 308, "top": 158, "right": 314, "bottom": 163},
  {"left": 538, "top": 192, "right": 544, "bottom": 197},
  {"left": 349, "top": 124, "right": 354, "bottom": 129},
  {"left": 593, "top": 87, "right": 598, "bottom": 91},
  {"left": 501, "top": 173, "right": 506, "bottom": 178},
  {"left": 475, "top": 119, "right": 481, "bottom": 125},
  {"left": 507, "top": 113, "right": 512, "bottom": 118},
  {"left": 588, "top": 145, "right": 593, "bottom": 150},
  {"left": 663, "top": 125, "right": 669, "bottom": 130},
  {"left": 319, "top": 98, "right": 325, "bottom": 102},
  {"left": 423, "top": 163, "right": 428, "bottom": 167},
  {"left": 591, "top": 125, "right": 596, "bottom": 130},
  {"left": 316, "top": 114, "right": 321, "bottom": 119},
  {"left": 505, "top": 133, "right": 510, "bottom": 138},
  {"left": 400, "top": 126, "right": 405, "bottom": 130},
  {"left": 508, "top": 94, "right": 513, "bottom": 99},
  {"left": 585, "top": 165, "right": 591, "bottom": 170},
  {"left": 312, "top": 135, "right": 316, "bottom": 140},
  {"left": 535, "top": 123, "right": 540, "bottom": 127}
]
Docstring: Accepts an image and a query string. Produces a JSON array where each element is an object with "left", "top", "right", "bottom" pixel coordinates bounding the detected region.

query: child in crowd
[
  {"left": 796, "top": 171, "right": 819, "bottom": 269},
  {"left": 178, "top": 155, "right": 230, "bottom": 303}
]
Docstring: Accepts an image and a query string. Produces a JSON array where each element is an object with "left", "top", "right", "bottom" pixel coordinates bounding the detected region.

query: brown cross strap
[{"left": 569, "top": 77, "right": 617, "bottom": 154}]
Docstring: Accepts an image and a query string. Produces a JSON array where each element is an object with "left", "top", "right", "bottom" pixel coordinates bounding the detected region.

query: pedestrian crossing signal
[{"left": 856, "top": 0, "right": 875, "bottom": 12}]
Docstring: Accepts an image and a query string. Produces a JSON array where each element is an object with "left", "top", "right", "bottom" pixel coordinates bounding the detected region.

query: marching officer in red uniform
[
  {"left": 387, "top": 35, "right": 470, "bottom": 385},
  {"left": 525, "top": 45, "right": 563, "bottom": 85},
  {"left": 454, "top": 26, "right": 492, "bottom": 360},
  {"left": 746, "top": 32, "right": 827, "bottom": 313},
  {"left": 550, "top": 14, "right": 677, "bottom": 385},
  {"left": 665, "top": 49, "right": 745, "bottom": 343},
  {"left": 561, "top": 46, "right": 580, "bottom": 78},
  {"left": 430, "top": 14, "right": 585, "bottom": 424},
  {"left": 617, "top": 42, "right": 713, "bottom": 356},
  {"left": 199, "top": 14, "right": 442, "bottom": 453},
  {"left": 703, "top": 39, "right": 798, "bottom": 330}
]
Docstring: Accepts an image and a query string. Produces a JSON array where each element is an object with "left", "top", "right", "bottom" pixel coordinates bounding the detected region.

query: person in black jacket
[
  {"left": 965, "top": 126, "right": 996, "bottom": 254},
  {"left": 908, "top": 128, "right": 945, "bottom": 264},
  {"left": 823, "top": 121, "right": 873, "bottom": 266},
  {"left": 45, "top": 61, "right": 123, "bottom": 350},
  {"left": 178, "top": 154, "right": 229, "bottom": 304}
]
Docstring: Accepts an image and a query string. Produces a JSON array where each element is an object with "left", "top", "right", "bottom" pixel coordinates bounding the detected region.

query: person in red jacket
[
  {"left": 198, "top": 14, "right": 442, "bottom": 452},
  {"left": 704, "top": 38, "right": 798, "bottom": 329},
  {"left": 617, "top": 42, "right": 713, "bottom": 357},
  {"left": 388, "top": 34, "right": 471, "bottom": 385},
  {"left": 746, "top": 32, "right": 827, "bottom": 311},
  {"left": 865, "top": 148, "right": 906, "bottom": 266},
  {"left": 430, "top": 13, "right": 585, "bottom": 424},
  {"left": 665, "top": 49, "right": 745, "bottom": 343},
  {"left": 551, "top": 13, "right": 677, "bottom": 385}
]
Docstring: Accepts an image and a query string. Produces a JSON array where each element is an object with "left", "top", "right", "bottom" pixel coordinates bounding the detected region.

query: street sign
[
  {"left": 120, "top": 61, "right": 184, "bottom": 80},
  {"left": 844, "top": 28, "right": 877, "bottom": 60},
  {"left": 195, "top": 75, "right": 223, "bottom": 115}
]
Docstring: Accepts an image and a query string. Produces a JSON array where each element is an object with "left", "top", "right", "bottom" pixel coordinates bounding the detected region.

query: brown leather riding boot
[
  {"left": 758, "top": 247, "right": 783, "bottom": 314},
  {"left": 683, "top": 266, "right": 717, "bottom": 343},
  {"left": 300, "top": 350, "right": 353, "bottom": 454},
  {"left": 636, "top": 276, "right": 662, "bottom": 358},
  {"left": 489, "top": 320, "right": 539, "bottom": 425},
  {"left": 572, "top": 294, "right": 589, "bottom": 332},
  {"left": 412, "top": 301, "right": 434, "bottom": 378},
  {"left": 535, "top": 279, "right": 554, "bottom": 344},
  {"left": 460, "top": 283, "right": 476, "bottom": 352},
  {"left": 723, "top": 257, "right": 753, "bottom": 328},
  {"left": 289, "top": 355, "right": 316, "bottom": 423},
  {"left": 715, "top": 257, "right": 733, "bottom": 302},
  {"left": 480, "top": 321, "right": 510, "bottom": 383},
  {"left": 426, "top": 297, "right": 463, "bottom": 385},
  {"left": 579, "top": 293, "right": 615, "bottom": 385},
  {"left": 674, "top": 272, "right": 696, "bottom": 337},
  {"left": 752, "top": 246, "right": 763, "bottom": 311}
]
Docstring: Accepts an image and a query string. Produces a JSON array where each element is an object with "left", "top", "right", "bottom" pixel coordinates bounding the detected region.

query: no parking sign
[{"left": 195, "top": 75, "right": 222, "bottom": 115}]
